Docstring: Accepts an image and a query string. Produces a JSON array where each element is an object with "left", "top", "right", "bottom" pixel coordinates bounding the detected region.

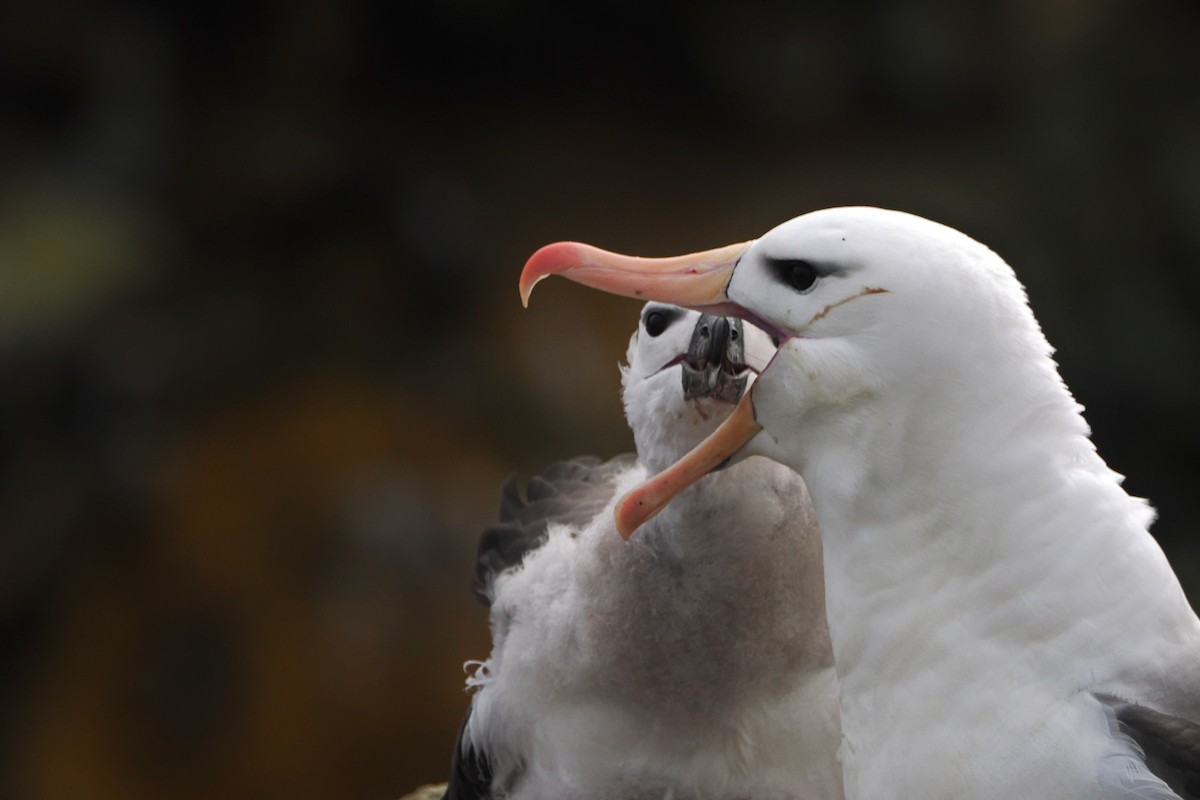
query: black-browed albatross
[
  {"left": 522, "top": 206, "right": 1200, "bottom": 800},
  {"left": 443, "top": 303, "right": 843, "bottom": 800}
]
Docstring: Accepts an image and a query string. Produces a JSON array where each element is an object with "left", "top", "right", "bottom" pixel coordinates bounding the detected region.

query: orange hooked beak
[
  {"left": 519, "top": 237, "right": 768, "bottom": 538},
  {"left": 613, "top": 391, "right": 762, "bottom": 538}
]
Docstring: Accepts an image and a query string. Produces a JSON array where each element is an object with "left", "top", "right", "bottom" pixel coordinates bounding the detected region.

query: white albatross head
[
  {"left": 521, "top": 206, "right": 1068, "bottom": 536},
  {"left": 621, "top": 302, "right": 776, "bottom": 475}
]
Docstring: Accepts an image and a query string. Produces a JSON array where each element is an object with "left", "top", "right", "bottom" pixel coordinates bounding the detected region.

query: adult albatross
[
  {"left": 444, "top": 303, "right": 842, "bottom": 800},
  {"left": 521, "top": 207, "right": 1200, "bottom": 800}
]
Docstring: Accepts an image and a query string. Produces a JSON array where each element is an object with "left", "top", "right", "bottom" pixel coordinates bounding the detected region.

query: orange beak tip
[
  {"left": 519, "top": 242, "right": 580, "bottom": 307},
  {"left": 614, "top": 495, "right": 638, "bottom": 540},
  {"left": 518, "top": 274, "right": 541, "bottom": 308}
]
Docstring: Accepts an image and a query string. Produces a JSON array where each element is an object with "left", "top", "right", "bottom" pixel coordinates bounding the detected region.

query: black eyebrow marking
[{"left": 762, "top": 256, "right": 839, "bottom": 281}]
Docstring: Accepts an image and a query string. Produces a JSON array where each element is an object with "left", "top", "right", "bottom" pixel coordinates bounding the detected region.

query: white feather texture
[
  {"left": 461, "top": 305, "right": 843, "bottom": 800},
  {"left": 721, "top": 207, "right": 1200, "bottom": 799}
]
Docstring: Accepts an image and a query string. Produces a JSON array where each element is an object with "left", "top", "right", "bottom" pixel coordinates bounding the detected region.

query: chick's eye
[
  {"left": 644, "top": 310, "right": 668, "bottom": 337},
  {"left": 784, "top": 260, "right": 818, "bottom": 293}
]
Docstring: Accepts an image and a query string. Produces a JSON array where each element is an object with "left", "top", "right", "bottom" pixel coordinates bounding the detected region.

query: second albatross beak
[{"left": 613, "top": 390, "right": 762, "bottom": 538}]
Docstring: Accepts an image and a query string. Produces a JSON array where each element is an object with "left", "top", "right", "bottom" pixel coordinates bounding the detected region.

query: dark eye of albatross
[
  {"left": 782, "top": 260, "right": 818, "bottom": 293},
  {"left": 644, "top": 310, "right": 669, "bottom": 337}
]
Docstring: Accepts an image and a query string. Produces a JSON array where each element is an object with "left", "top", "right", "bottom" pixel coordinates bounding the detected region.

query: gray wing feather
[
  {"left": 473, "top": 454, "right": 636, "bottom": 605},
  {"left": 1101, "top": 694, "right": 1200, "bottom": 799}
]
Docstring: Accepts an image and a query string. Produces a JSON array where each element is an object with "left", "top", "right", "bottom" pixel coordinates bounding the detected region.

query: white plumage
[
  {"left": 522, "top": 207, "right": 1200, "bottom": 800},
  {"left": 448, "top": 304, "right": 842, "bottom": 800}
]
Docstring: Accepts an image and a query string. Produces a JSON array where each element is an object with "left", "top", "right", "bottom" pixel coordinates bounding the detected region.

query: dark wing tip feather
[
  {"left": 472, "top": 454, "right": 636, "bottom": 606},
  {"left": 442, "top": 707, "right": 493, "bottom": 800},
  {"left": 1101, "top": 694, "right": 1200, "bottom": 799},
  {"left": 496, "top": 475, "right": 525, "bottom": 523}
]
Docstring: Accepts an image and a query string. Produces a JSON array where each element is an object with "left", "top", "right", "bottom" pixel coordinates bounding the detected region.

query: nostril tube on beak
[
  {"left": 707, "top": 317, "right": 731, "bottom": 365},
  {"left": 682, "top": 316, "right": 748, "bottom": 402}
]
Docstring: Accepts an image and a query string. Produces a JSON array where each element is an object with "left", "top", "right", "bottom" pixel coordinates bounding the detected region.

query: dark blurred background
[{"left": 1, "top": 1, "right": 1199, "bottom": 797}]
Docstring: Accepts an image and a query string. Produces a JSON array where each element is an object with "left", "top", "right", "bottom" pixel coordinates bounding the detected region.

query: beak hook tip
[
  {"left": 614, "top": 494, "right": 643, "bottom": 540},
  {"left": 519, "top": 242, "right": 581, "bottom": 307}
]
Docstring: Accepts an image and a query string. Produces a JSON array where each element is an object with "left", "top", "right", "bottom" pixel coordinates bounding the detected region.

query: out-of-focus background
[{"left": 2, "top": 1, "right": 1199, "bottom": 797}]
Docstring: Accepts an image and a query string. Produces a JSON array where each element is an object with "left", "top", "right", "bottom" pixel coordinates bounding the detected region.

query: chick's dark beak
[{"left": 682, "top": 315, "right": 747, "bottom": 403}]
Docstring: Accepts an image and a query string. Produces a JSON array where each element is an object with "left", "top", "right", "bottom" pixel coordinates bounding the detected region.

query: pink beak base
[{"left": 614, "top": 390, "right": 762, "bottom": 538}]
